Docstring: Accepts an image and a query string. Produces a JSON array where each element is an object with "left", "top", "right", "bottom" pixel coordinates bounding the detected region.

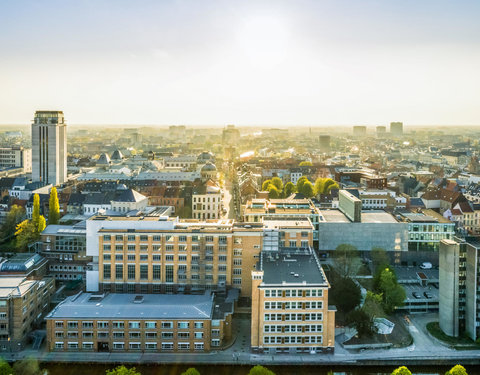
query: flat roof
[
  {"left": 260, "top": 251, "right": 328, "bottom": 286},
  {"left": 46, "top": 292, "right": 216, "bottom": 320},
  {"left": 320, "top": 209, "right": 398, "bottom": 224}
]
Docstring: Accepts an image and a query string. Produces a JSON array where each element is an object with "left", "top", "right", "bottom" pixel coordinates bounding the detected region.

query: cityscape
[{"left": 1, "top": 1, "right": 479, "bottom": 375}]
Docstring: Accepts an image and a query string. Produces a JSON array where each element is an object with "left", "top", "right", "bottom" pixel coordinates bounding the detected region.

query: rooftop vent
[
  {"left": 133, "top": 295, "right": 144, "bottom": 304},
  {"left": 89, "top": 294, "right": 105, "bottom": 302}
]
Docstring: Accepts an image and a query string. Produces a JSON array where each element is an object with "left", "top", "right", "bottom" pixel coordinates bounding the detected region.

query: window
[
  {"left": 179, "top": 236, "right": 187, "bottom": 242},
  {"left": 129, "top": 321, "right": 140, "bottom": 329},
  {"left": 194, "top": 332, "right": 204, "bottom": 339},
  {"left": 127, "top": 244, "right": 136, "bottom": 251},
  {"left": 112, "top": 321, "right": 124, "bottom": 329},
  {"left": 115, "top": 245, "right": 123, "bottom": 252},
  {"left": 178, "top": 343, "right": 190, "bottom": 350},
  {"left": 103, "top": 235, "right": 111, "bottom": 241},
  {"left": 140, "top": 245, "right": 148, "bottom": 252},
  {"left": 67, "top": 342, "right": 78, "bottom": 349},
  {"left": 128, "top": 235, "right": 135, "bottom": 241},
  {"left": 115, "top": 254, "right": 123, "bottom": 261},
  {"left": 113, "top": 332, "right": 124, "bottom": 338},
  {"left": 165, "top": 265, "right": 174, "bottom": 283},
  {"left": 153, "top": 235, "right": 162, "bottom": 241},
  {"left": 165, "top": 255, "right": 174, "bottom": 261},
  {"left": 178, "top": 332, "right": 190, "bottom": 339},
  {"left": 67, "top": 321, "right": 78, "bottom": 329},
  {"left": 113, "top": 342, "right": 125, "bottom": 350},
  {"left": 161, "top": 342, "right": 174, "bottom": 350},
  {"left": 233, "top": 259, "right": 242, "bottom": 266},
  {"left": 145, "top": 321, "right": 156, "bottom": 329},
  {"left": 177, "top": 322, "right": 189, "bottom": 329},
  {"left": 140, "top": 235, "right": 148, "bottom": 242},
  {"left": 153, "top": 265, "right": 161, "bottom": 280},
  {"left": 55, "top": 342, "right": 64, "bottom": 349},
  {"left": 162, "top": 332, "right": 174, "bottom": 339},
  {"left": 162, "top": 322, "right": 173, "bottom": 329},
  {"left": 127, "top": 254, "right": 136, "bottom": 261},
  {"left": 103, "top": 244, "right": 111, "bottom": 251},
  {"left": 103, "top": 254, "right": 111, "bottom": 261},
  {"left": 153, "top": 255, "right": 161, "bottom": 261},
  {"left": 140, "top": 265, "right": 148, "bottom": 280},
  {"left": 233, "top": 278, "right": 242, "bottom": 285},
  {"left": 55, "top": 321, "right": 64, "bottom": 329},
  {"left": 211, "top": 339, "right": 220, "bottom": 347},
  {"left": 115, "top": 264, "right": 123, "bottom": 279},
  {"left": 194, "top": 342, "right": 204, "bottom": 351},
  {"left": 103, "top": 264, "right": 111, "bottom": 279},
  {"left": 218, "top": 255, "right": 227, "bottom": 262},
  {"left": 82, "top": 321, "right": 94, "bottom": 329},
  {"left": 127, "top": 264, "right": 136, "bottom": 280},
  {"left": 146, "top": 332, "right": 157, "bottom": 339},
  {"left": 97, "top": 321, "right": 109, "bottom": 329},
  {"left": 145, "top": 342, "right": 157, "bottom": 350}
]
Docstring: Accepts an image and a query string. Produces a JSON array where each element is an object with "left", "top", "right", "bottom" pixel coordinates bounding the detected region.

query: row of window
[
  {"left": 264, "top": 301, "right": 323, "bottom": 310},
  {"left": 55, "top": 342, "right": 212, "bottom": 350},
  {"left": 56, "top": 321, "right": 204, "bottom": 329},
  {"left": 263, "top": 336, "right": 323, "bottom": 344},
  {"left": 104, "top": 254, "right": 231, "bottom": 262},
  {"left": 103, "top": 235, "right": 227, "bottom": 243},
  {"left": 56, "top": 331, "right": 206, "bottom": 339},
  {"left": 264, "top": 313, "right": 323, "bottom": 322},
  {"left": 264, "top": 289, "right": 323, "bottom": 298},
  {"left": 264, "top": 324, "right": 323, "bottom": 333},
  {"left": 103, "top": 244, "right": 229, "bottom": 253}
]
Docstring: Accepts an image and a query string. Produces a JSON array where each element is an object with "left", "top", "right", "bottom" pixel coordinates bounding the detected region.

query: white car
[{"left": 420, "top": 262, "right": 432, "bottom": 270}]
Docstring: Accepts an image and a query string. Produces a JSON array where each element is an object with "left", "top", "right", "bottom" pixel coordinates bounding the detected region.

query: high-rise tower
[{"left": 31, "top": 110, "right": 67, "bottom": 185}]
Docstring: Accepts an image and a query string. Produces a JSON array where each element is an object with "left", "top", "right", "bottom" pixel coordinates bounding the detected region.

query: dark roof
[
  {"left": 68, "top": 193, "right": 86, "bottom": 206},
  {"left": 0, "top": 253, "right": 45, "bottom": 273}
]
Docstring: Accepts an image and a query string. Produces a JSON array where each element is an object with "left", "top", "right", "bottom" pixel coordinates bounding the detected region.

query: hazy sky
[{"left": 1, "top": 0, "right": 479, "bottom": 126}]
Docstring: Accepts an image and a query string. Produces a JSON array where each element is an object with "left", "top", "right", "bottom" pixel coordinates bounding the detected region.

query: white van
[{"left": 420, "top": 262, "right": 432, "bottom": 270}]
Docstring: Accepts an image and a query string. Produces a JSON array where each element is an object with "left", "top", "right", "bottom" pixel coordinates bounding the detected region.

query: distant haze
[{"left": 1, "top": 0, "right": 479, "bottom": 126}]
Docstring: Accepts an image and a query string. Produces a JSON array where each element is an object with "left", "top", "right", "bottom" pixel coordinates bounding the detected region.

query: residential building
[
  {"left": 390, "top": 122, "right": 403, "bottom": 136},
  {"left": 318, "top": 135, "right": 331, "bottom": 153},
  {"left": 192, "top": 180, "right": 222, "bottom": 220},
  {"left": 31, "top": 110, "right": 67, "bottom": 186},
  {"left": 352, "top": 126, "right": 367, "bottom": 136},
  {"left": 0, "top": 276, "right": 55, "bottom": 351},
  {"left": 251, "top": 248, "right": 335, "bottom": 354}
]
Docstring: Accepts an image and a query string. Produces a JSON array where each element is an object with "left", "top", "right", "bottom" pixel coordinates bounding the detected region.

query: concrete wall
[
  {"left": 439, "top": 239, "right": 460, "bottom": 337},
  {"left": 465, "top": 243, "right": 478, "bottom": 340}
]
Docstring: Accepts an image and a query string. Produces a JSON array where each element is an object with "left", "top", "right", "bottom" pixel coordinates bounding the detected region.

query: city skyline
[{"left": 1, "top": 0, "right": 480, "bottom": 126}]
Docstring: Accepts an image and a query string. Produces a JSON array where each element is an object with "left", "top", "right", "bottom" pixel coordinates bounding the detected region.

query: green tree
[
  {"left": 330, "top": 277, "right": 361, "bottom": 316},
  {"left": 271, "top": 177, "right": 283, "bottom": 191},
  {"left": 314, "top": 178, "right": 339, "bottom": 195},
  {"left": 248, "top": 365, "right": 275, "bottom": 375},
  {"left": 299, "top": 161, "right": 312, "bottom": 166},
  {"left": 332, "top": 244, "right": 361, "bottom": 277},
  {"left": 371, "top": 247, "right": 390, "bottom": 272},
  {"left": 105, "top": 366, "right": 141, "bottom": 375},
  {"left": 375, "top": 267, "right": 406, "bottom": 313},
  {"left": 314, "top": 177, "right": 326, "bottom": 195},
  {"left": 38, "top": 215, "right": 46, "bottom": 233},
  {"left": 12, "top": 357, "right": 40, "bottom": 375},
  {"left": 323, "top": 179, "right": 339, "bottom": 194},
  {"left": 296, "top": 176, "right": 308, "bottom": 193},
  {"left": 284, "top": 181, "right": 296, "bottom": 197},
  {"left": 346, "top": 309, "right": 373, "bottom": 338},
  {"left": 267, "top": 185, "right": 280, "bottom": 199},
  {"left": 48, "top": 186, "right": 60, "bottom": 225},
  {"left": 301, "top": 181, "right": 315, "bottom": 198},
  {"left": 0, "top": 358, "right": 13, "bottom": 375},
  {"left": 31, "top": 194, "right": 40, "bottom": 229},
  {"left": 391, "top": 366, "right": 412, "bottom": 375},
  {"left": 0, "top": 204, "right": 25, "bottom": 240},
  {"left": 445, "top": 365, "right": 468, "bottom": 375},
  {"left": 261, "top": 180, "right": 272, "bottom": 191},
  {"left": 362, "top": 291, "right": 385, "bottom": 319},
  {"left": 181, "top": 368, "right": 201, "bottom": 375}
]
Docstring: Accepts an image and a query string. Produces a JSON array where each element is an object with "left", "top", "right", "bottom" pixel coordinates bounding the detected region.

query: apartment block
[
  {"left": 0, "top": 276, "right": 55, "bottom": 352},
  {"left": 46, "top": 291, "right": 233, "bottom": 353},
  {"left": 251, "top": 248, "right": 335, "bottom": 354},
  {"left": 0, "top": 146, "right": 31, "bottom": 173}
]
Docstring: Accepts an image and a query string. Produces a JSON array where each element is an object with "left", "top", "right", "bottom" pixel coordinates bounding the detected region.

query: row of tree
[
  {"left": 6, "top": 187, "right": 60, "bottom": 251},
  {"left": 261, "top": 176, "right": 338, "bottom": 199}
]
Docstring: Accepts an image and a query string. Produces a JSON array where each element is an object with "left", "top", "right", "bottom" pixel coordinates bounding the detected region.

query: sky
[{"left": 0, "top": 0, "right": 479, "bottom": 126}]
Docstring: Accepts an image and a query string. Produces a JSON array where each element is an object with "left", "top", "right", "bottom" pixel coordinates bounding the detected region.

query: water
[{"left": 42, "top": 364, "right": 478, "bottom": 375}]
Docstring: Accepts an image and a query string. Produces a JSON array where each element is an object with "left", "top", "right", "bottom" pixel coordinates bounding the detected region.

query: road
[{"left": 222, "top": 177, "right": 236, "bottom": 220}]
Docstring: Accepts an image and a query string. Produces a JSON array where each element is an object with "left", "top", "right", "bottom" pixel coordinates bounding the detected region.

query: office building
[
  {"left": 376, "top": 126, "right": 386, "bottom": 136},
  {"left": 390, "top": 122, "right": 403, "bottom": 136},
  {"left": 0, "top": 276, "right": 55, "bottom": 351},
  {"left": 353, "top": 126, "right": 367, "bottom": 136},
  {"left": 0, "top": 146, "right": 31, "bottom": 172},
  {"left": 31, "top": 110, "right": 67, "bottom": 186},
  {"left": 46, "top": 291, "right": 234, "bottom": 353},
  {"left": 250, "top": 248, "right": 335, "bottom": 354},
  {"left": 318, "top": 135, "right": 331, "bottom": 153}
]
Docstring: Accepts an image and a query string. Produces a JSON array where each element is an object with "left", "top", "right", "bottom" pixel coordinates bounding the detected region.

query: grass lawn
[{"left": 426, "top": 321, "right": 480, "bottom": 349}]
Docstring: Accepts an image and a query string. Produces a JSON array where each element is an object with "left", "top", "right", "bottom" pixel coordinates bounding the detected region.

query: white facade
[
  {"left": 290, "top": 172, "right": 303, "bottom": 185},
  {"left": 31, "top": 111, "right": 67, "bottom": 185},
  {"left": 192, "top": 191, "right": 222, "bottom": 220},
  {"left": 0, "top": 147, "right": 31, "bottom": 172}
]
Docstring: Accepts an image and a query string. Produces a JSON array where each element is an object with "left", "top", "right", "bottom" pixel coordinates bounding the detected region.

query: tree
[
  {"left": 362, "top": 291, "right": 385, "bottom": 319},
  {"left": 375, "top": 267, "right": 406, "bottom": 313},
  {"left": 371, "top": 247, "right": 390, "bottom": 272},
  {"left": 106, "top": 366, "right": 141, "bottom": 375},
  {"left": 0, "top": 204, "right": 25, "bottom": 240},
  {"left": 177, "top": 205, "right": 192, "bottom": 219},
  {"left": 391, "top": 366, "right": 412, "bottom": 375},
  {"left": 248, "top": 365, "right": 275, "bottom": 375},
  {"left": 12, "top": 357, "right": 40, "bottom": 375},
  {"left": 299, "top": 161, "right": 312, "bottom": 166},
  {"left": 0, "top": 358, "right": 13, "bottom": 375},
  {"left": 346, "top": 309, "right": 373, "bottom": 338},
  {"left": 15, "top": 220, "right": 37, "bottom": 251},
  {"left": 330, "top": 277, "right": 361, "bottom": 316},
  {"left": 38, "top": 215, "right": 46, "bottom": 233},
  {"left": 271, "top": 177, "right": 283, "bottom": 191},
  {"left": 314, "top": 178, "right": 339, "bottom": 195},
  {"left": 301, "top": 181, "right": 314, "bottom": 198},
  {"left": 181, "top": 368, "right": 201, "bottom": 375},
  {"left": 261, "top": 180, "right": 272, "bottom": 191},
  {"left": 323, "top": 179, "right": 339, "bottom": 194},
  {"left": 31, "top": 194, "right": 40, "bottom": 228},
  {"left": 296, "top": 176, "right": 308, "bottom": 193},
  {"left": 48, "top": 186, "right": 60, "bottom": 225},
  {"left": 332, "top": 244, "right": 361, "bottom": 277},
  {"left": 267, "top": 185, "right": 280, "bottom": 199},
  {"left": 284, "top": 181, "right": 296, "bottom": 197},
  {"left": 445, "top": 365, "right": 468, "bottom": 375}
]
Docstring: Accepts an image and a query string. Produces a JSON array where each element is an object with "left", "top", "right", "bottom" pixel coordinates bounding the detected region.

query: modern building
[
  {"left": 318, "top": 135, "right": 331, "bottom": 153},
  {"left": 0, "top": 276, "right": 55, "bottom": 351},
  {"left": 352, "top": 126, "right": 367, "bottom": 136},
  {"left": 46, "top": 291, "right": 234, "bottom": 353},
  {"left": 31, "top": 110, "right": 67, "bottom": 186},
  {"left": 0, "top": 146, "right": 31, "bottom": 173},
  {"left": 376, "top": 126, "right": 386, "bottom": 135},
  {"left": 390, "top": 122, "right": 403, "bottom": 136},
  {"left": 250, "top": 248, "right": 335, "bottom": 354}
]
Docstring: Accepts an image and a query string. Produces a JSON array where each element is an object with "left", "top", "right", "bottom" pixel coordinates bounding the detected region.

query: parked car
[
  {"left": 424, "top": 292, "right": 434, "bottom": 299},
  {"left": 412, "top": 292, "right": 422, "bottom": 299},
  {"left": 420, "top": 262, "right": 433, "bottom": 269}
]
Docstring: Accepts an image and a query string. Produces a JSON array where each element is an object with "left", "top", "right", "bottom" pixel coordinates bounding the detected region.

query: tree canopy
[
  {"left": 374, "top": 266, "right": 406, "bottom": 313},
  {"left": 12, "top": 357, "right": 40, "bottom": 375},
  {"left": 314, "top": 177, "right": 339, "bottom": 195},
  {"left": 270, "top": 177, "right": 283, "bottom": 191},
  {"left": 330, "top": 276, "right": 362, "bottom": 316},
  {"left": 346, "top": 309, "right": 373, "bottom": 338},
  {"left": 0, "top": 359, "right": 13, "bottom": 375},
  {"left": 445, "top": 365, "right": 468, "bottom": 375},
  {"left": 48, "top": 186, "right": 60, "bottom": 225},
  {"left": 248, "top": 365, "right": 276, "bottom": 375},
  {"left": 332, "top": 244, "right": 361, "bottom": 277},
  {"left": 299, "top": 161, "right": 312, "bottom": 166},
  {"left": 0, "top": 204, "right": 25, "bottom": 240},
  {"left": 391, "top": 366, "right": 412, "bottom": 375},
  {"left": 284, "top": 181, "right": 296, "bottom": 197},
  {"left": 180, "top": 368, "right": 201, "bottom": 375},
  {"left": 106, "top": 366, "right": 141, "bottom": 375}
]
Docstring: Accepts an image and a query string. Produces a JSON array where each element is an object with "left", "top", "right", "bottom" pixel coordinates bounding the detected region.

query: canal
[{"left": 42, "top": 364, "right": 477, "bottom": 375}]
